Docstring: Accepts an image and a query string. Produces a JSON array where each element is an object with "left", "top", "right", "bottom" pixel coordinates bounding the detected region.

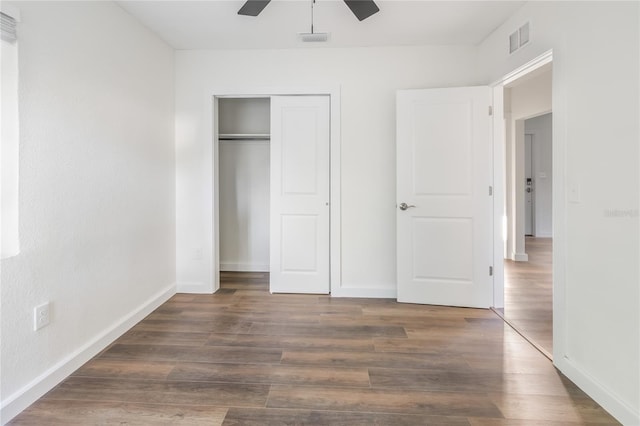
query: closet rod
[{"left": 219, "top": 133, "right": 270, "bottom": 141}]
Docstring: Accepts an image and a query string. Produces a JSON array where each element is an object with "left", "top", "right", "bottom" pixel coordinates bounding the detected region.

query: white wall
[
  {"left": 218, "top": 98, "right": 270, "bottom": 271},
  {"left": 480, "top": 2, "right": 639, "bottom": 423},
  {"left": 0, "top": 5, "right": 20, "bottom": 259},
  {"left": 218, "top": 97, "right": 270, "bottom": 135},
  {"left": 219, "top": 140, "right": 270, "bottom": 271},
  {"left": 509, "top": 69, "right": 553, "bottom": 118},
  {"left": 0, "top": 2, "right": 175, "bottom": 423},
  {"left": 175, "top": 45, "right": 480, "bottom": 296},
  {"left": 525, "top": 113, "right": 552, "bottom": 237}
]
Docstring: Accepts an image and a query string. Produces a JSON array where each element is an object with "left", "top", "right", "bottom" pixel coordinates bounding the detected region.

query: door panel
[
  {"left": 281, "top": 215, "right": 318, "bottom": 272},
  {"left": 397, "top": 86, "right": 493, "bottom": 308},
  {"left": 412, "top": 101, "right": 472, "bottom": 195},
  {"left": 270, "top": 96, "right": 330, "bottom": 294},
  {"left": 282, "top": 108, "right": 319, "bottom": 194},
  {"left": 412, "top": 218, "right": 473, "bottom": 282}
]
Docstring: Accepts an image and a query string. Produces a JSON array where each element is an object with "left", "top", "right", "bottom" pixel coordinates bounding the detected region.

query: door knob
[{"left": 399, "top": 202, "right": 416, "bottom": 211}]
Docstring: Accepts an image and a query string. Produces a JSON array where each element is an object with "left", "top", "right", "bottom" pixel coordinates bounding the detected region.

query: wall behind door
[
  {"left": 219, "top": 141, "right": 270, "bottom": 271},
  {"left": 218, "top": 98, "right": 270, "bottom": 272},
  {"left": 176, "top": 45, "right": 479, "bottom": 296}
]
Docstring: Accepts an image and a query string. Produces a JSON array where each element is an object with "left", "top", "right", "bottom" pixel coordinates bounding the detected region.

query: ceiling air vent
[{"left": 509, "top": 22, "right": 530, "bottom": 54}]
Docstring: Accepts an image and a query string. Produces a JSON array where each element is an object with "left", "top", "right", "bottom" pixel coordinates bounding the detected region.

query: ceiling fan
[{"left": 238, "top": 0, "right": 380, "bottom": 22}]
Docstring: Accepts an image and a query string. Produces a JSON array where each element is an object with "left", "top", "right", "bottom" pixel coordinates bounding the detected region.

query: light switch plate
[{"left": 569, "top": 182, "right": 581, "bottom": 203}]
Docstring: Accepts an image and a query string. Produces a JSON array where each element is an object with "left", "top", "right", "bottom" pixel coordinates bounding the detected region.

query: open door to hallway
[{"left": 396, "top": 86, "right": 493, "bottom": 308}]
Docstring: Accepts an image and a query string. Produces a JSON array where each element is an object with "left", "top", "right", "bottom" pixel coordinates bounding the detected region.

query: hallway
[{"left": 503, "top": 237, "right": 553, "bottom": 356}]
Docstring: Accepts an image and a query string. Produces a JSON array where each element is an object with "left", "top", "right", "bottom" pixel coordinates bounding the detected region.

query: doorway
[
  {"left": 213, "top": 91, "right": 340, "bottom": 295},
  {"left": 506, "top": 112, "right": 553, "bottom": 356},
  {"left": 493, "top": 54, "right": 554, "bottom": 358},
  {"left": 218, "top": 97, "right": 271, "bottom": 274}
]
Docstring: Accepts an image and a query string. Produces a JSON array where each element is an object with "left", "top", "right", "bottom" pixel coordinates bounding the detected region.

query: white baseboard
[
  {"left": 534, "top": 232, "right": 553, "bottom": 238},
  {"left": 555, "top": 356, "right": 639, "bottom": 425},
  {"left": 220, "top": 262, "right": 269, "bottom": 272},
  {"left": 176, "top": 281, "right": 213, "bottom": 294},
  {"left": 512, "top": 252, "right": 529, "bottom": 261},
  {"left": 0, "top": 283, "right": 176, "bottom": 425},
  {"left": 331, "top": 286, "right": 397, "bottom": 299}
]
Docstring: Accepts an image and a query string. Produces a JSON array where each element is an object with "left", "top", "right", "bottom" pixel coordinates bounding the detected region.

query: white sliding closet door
[{"left": 270, "top": 96, "right": 330, "bottom": 294}]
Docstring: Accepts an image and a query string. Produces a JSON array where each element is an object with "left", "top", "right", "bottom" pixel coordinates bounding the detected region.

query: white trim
[
  {"left": 551, "top": 44, "right": 568, "bottom": 378},
  {"left": 0, "top": 283, "right": 176, "bottom": 425},
  {"left": 492, "top": 49, "right": 553, "bottom": 87},
  {"left": 555, "top": 356, "right": 640, "bottom": 425},
  {"left": 512, "top": 252, "right": 529, "bottom": 262},
  {"left": 206, "top": 86, "right": 341, "bottom": 296},
  {"left": 492, "top": 86, "right": 505, "bottom": 309},
  {"left": 220, "top": 263, "right": 269, "bottom": 272}
]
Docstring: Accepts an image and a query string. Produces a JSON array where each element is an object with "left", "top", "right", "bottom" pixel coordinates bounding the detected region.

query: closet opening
[{"left": 217, "top": 97, "right": 271, "bottom": 282}]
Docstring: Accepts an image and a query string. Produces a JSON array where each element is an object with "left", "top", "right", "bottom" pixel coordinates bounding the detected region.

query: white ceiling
[{"left": 116, "top": 1, "right": 526, "bottom": 50}]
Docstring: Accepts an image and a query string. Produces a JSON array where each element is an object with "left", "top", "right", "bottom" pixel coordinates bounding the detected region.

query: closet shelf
[{"left": 219, "top": 133, "right": 270, "bottom": 141}]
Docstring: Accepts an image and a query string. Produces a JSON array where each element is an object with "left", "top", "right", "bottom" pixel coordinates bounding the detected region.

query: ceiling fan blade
[
  {"left": 238, "top": 0, "right": 271, "bottom": 17},
  {"left": 343, "top": 0, "right": 379, "bottom": 21}
]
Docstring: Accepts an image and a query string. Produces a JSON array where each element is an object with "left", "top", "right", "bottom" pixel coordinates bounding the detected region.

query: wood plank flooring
[
  {"left": 502, "top": 237, "right": 553, "bottom": 355},
  {"left": 10, "top": 271, "right": 617, "bottom": 425}
]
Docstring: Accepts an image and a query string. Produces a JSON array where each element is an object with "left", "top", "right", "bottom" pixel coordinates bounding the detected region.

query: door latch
[{"left": 399, "top": 203, "right": 416, "bottom": 211}]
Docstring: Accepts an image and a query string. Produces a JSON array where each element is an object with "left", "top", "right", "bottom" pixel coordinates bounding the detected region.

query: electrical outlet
[{"left": 34, "top": 302, "right": 50, "bottom": 331}]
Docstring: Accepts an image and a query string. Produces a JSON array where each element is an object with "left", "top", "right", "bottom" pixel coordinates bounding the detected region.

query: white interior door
[
  {"left": 270, "top": 95, "right": 330, "bottom": 294},
  {"left": 397, "top": 86, "right": 493, "bottom": 308}
]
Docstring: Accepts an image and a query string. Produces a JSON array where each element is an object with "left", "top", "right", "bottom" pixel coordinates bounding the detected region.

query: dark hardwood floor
[
  {"left": 503, "top": 237, "right": 553, "bottom": 356},
  {"left": 10, "top": 270, "right": 617, "bottom": 425}
]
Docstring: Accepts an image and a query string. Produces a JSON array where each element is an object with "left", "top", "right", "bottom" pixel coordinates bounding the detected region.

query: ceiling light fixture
[{"left": 298, "top": 0, "right": 329, "bottom": 42}]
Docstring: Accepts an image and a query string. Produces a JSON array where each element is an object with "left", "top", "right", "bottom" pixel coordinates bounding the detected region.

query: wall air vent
[
  {"left": 509, "top": 22, "right": 530, "bottom": 54},
  {"left": 1, "top": 12, "right": 17, "bottom": 42},
  {"left": 509, "top": 30, "right": 519, "bottom": 53}
]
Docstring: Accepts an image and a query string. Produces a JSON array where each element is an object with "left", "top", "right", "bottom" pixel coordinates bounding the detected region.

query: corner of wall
[
  {"left": 0, "top": 284, "right": 176, "bottom": 425},
  {"left": 555, "top": 356, "right": 640, "bottom": 426}
]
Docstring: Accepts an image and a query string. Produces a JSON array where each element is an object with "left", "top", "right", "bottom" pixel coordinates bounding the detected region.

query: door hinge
[
  {"left": 488, "top": 105, "right": 493, "bottom": 116},
  {"left": 489, "top": 186, "right": 493, "bottom": 196},
  {"left": 489, "top": 266, "right": 493, "bottom": 276}
]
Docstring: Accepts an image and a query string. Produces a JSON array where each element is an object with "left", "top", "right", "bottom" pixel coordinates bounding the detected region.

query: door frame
[
  {"left": 490, "top": 49, "right": 552, "bottom": 309},
  {"left": 491, "top": 50, "right": 563, "bottom": 362},
  {"left": 207, "top": 87, "right": 341, "bottom": 294}
]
